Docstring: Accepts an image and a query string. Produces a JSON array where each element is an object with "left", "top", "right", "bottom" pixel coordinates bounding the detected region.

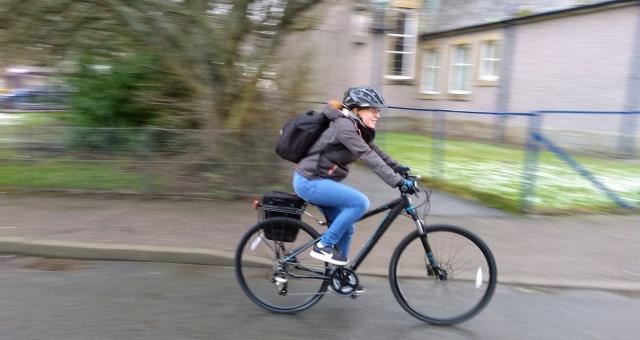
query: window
[
  {"left": 449, "top": 44, "right": 472, "bottom": 93},
  {"left": 420, "top": 49, "right": 440, "bottom": 94},
  {"left": 385, "top": 9, "right": 418, "bottom": 79},
  {"left": 479, "top": 40, "right": 500, "bottom": 81},
  {"left": 351, "top": 11, "right": 369, "bottom": 44}
]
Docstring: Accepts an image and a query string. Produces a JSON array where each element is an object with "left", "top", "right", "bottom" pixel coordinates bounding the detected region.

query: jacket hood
[
  {"left": 321, "top": 104, "right": 375, "bottom": 142},
  {"left": 321, "top": 104, "right": 348, "bottom": 121}
]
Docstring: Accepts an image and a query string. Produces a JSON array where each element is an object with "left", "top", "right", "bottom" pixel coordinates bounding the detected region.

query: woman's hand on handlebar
[
  {"left": 397, "top": 178, "right": 419, "bottom": 194},
  {"left": 394, "top": 165, "right": 411, "bottom": 176}
]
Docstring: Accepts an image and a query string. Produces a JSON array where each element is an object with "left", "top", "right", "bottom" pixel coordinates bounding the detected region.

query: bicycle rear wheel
[
  {"left": 389, "top": 224, "right": 497, "bottom": 325},
  {"left": 235, "top": 217, "right": 329, "bottom": 313}
]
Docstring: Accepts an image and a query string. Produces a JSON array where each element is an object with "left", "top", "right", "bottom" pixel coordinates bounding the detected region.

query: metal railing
[
  {"left": 1, "top": 106, "right": 638, "bottom": 213},
  {"left": 0, "top": 126, "right": 288, "bottom": 197},
  {"left": 382, "top": 106, "right": 639, "bottom": 212}
]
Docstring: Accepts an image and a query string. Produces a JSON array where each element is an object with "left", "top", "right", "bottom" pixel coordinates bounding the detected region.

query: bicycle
[{"left": 234, "top": 173, "right": 497, "bottom": 325}]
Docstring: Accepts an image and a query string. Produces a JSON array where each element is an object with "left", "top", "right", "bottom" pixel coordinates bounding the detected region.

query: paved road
[{"left": 1, "top": 257, "right": 638, "bottom": 340}]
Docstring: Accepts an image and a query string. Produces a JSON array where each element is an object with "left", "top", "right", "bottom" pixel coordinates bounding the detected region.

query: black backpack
[{"left": 275, "top": 110, "right": 330, "bottom": 163}]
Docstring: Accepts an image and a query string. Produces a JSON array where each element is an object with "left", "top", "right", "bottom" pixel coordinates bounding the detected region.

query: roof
[{"left": 420, "top": 0, "right": 637, "bottom": 39}]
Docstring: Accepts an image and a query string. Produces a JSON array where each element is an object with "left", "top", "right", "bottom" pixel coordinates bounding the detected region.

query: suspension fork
[{"left": 405, "top": 197, "right": 441, "bottom": 271}]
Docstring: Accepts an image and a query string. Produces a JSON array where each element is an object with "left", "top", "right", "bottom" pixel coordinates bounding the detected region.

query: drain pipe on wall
[
  {"left": 621, "top": 3, "right": 640, "bottom": 158},
  {"left": 495, "top": 23, "right": 516, "bottom": 144}
]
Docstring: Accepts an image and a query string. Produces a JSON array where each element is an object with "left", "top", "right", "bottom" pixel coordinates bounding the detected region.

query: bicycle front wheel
[
  {"left": 389, "top": 224, "right": 497, "bottom": 325},
  {"left": 235, "top": 217, "right": 329, "bottom": 314}
]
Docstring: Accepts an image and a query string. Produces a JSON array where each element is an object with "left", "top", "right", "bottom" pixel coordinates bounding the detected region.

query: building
[{"left": 282, "top": 0, "right": 640, "bottom": 154}]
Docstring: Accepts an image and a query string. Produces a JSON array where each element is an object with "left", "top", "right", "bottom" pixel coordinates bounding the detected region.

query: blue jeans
[{"left": 293, "top": 172, "right": 369, "bottom": 257}]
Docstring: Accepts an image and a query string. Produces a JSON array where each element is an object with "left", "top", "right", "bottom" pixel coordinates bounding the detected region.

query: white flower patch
[
  {"left": 0, "top": 113, "right": 25, "bottom": 125},
  {"left": 384, "top": 133, "right": 640, "bottom": 209}
]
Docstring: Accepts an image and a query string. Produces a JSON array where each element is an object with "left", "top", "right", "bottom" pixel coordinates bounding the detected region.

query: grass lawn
[
  {"left": 0, "top": 156, "right": 255, "bottom": 196},
  {"left": 0, "top": 158, "right": 155, "bottom": 192},
  {"left": 379, "top": 132, "right": 640, "bottom": 213},
  {"left": 0, "top": 112, "right": 156, "bottom": 192},
  {"left": 0, "top": 111, "right": 69, "bottom": 126}
]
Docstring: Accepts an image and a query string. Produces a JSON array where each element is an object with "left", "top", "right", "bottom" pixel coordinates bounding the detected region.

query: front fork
[{"left": 405, "top": 200, "right": 448, "bottom": 281}]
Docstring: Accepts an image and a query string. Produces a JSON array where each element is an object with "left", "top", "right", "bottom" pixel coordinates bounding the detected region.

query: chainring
[{"left": 329, "top": 267, "right": 359, "bottom": 296}]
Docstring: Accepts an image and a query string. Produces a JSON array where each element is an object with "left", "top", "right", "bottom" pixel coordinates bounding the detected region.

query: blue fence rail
[
  {"left": 382, "top": 106, "right": 639, "bottom": 213},
  {"left": 532, "top": 132, "right": 634, "bottom": 210}
]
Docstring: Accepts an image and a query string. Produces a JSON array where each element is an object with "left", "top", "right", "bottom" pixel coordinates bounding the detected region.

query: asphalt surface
[
  {"left": 0, "top": 166, "right": 639, "bottom": 292},
  {"left": 1, "top": 257, "right": 638, "bottom": 340}
]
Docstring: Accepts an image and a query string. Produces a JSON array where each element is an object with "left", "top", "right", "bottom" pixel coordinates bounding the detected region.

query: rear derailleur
[{"left": 272, "top": 272, "right": 289, "bottom": 296}]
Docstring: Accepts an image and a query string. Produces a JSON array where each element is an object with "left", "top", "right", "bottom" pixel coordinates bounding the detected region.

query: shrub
[{"left": 68, "top": 54, "right": 161, "bottom": 128}]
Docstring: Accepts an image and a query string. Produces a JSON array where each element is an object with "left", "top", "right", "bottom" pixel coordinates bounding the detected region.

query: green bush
[
  {"left": 66, "top": 53, "right": 198, "bottom": 152},
  {"left": 69, "top": 54, "right": 160, "bottom": 128}
]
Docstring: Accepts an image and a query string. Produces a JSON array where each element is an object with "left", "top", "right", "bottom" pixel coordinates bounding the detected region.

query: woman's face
[{"left": 356, "top": 107, "right": 381, "bottom": 129}]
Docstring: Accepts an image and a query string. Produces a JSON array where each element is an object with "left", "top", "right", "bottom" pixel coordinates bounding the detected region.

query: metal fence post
[
  {"left": 617, "top": 111, "right": 638, "bottom": 157},
  {"left": 432, "top": 110, "right": 445, "bottom": 179},
  {"left": 28, "top": 123, "right": 35, "bottom": 186},
  {"left": 494, "top": 112, "right": 508, "bottom": 144},
  {"left": 142, "top": 127, "right": 154, "bottom": 194},
  {"left": 520, "top": 113, "right": 541, "bottom": 213}
]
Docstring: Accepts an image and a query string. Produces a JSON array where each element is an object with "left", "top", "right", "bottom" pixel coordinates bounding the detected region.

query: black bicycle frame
[
  {"left": 349, "top": 197, "right": 406, "bottom": 271},
  {"left": 283, "top": 194, "right": 430, "bottom": 273}
]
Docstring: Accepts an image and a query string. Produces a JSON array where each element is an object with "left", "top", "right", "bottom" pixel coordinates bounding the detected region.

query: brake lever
[{"left": 404, "top": 173, "right": 421, "bottom": 180}]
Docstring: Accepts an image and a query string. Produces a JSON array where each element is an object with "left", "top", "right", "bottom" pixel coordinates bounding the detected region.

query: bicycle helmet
[{"left": 343, "top": 86, "right": 386, "bottom": 110}]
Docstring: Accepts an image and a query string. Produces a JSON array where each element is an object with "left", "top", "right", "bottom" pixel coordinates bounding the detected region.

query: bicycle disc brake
[
  {"left": 330, "top": 268, "right": 359, "bottom": 296},
  {"left": 426, "top": 263, "right": 448, "bottom": 281}
]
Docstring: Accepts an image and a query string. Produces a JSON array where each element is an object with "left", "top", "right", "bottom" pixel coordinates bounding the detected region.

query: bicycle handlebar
[{"left": 399, "top": 172, "right": 422, "bottom": 195}]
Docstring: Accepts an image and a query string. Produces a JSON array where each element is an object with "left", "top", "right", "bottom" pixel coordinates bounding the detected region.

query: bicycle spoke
[
  {"left": 389, "top": 225, "right": 497, "bottom": 325},
  {"left": 236, "top": 217, "right": 329, "bottom": 313}
]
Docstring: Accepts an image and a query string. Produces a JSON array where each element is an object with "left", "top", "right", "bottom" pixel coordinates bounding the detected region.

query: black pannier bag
[{"left": 260, "top": 191, "right": 307, "bottom": 242}]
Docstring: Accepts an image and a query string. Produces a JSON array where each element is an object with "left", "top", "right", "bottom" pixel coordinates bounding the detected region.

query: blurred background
[
  {"left": 1, "top": 2, "right": 639, "bottom": 339},
  {"left": 0, "top": 0, "right": 638, "bottom": 214}
]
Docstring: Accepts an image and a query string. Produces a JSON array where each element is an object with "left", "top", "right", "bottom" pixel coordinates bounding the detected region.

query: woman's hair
[{"left": 328, "top": 100, "right": 345, "bottom": 110}]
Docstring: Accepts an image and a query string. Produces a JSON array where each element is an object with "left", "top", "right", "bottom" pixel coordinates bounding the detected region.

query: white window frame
[
  {"left": 385, "top": 8, "right": 418, "bottom": 80},
  {"left": 420, "top": 48, "right": 441, "bottom": 94},
  {"left": 479, "top": 40, "right": 500, "bottom": 82},
  {"left": 449, "top": 44, "right": 473, "bottom": 94}
]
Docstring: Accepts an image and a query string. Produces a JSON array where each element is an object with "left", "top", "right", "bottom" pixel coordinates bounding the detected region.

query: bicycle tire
[
  {"left": 389, "top": 224, "right": 497, "bottom": 325},
  {"left": 235, "top": 217, "right": 329, "bottom": 313}
]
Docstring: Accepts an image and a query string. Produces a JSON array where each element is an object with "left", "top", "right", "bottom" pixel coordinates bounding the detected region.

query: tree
[
  {"left": 0, "top": 0, "right": 321, "bottom": 195},
  {"left": 0, "top": 0, "right": 319, "bottom": 129}
]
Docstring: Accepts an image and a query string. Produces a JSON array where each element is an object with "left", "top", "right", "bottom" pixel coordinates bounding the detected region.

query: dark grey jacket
[{"left": 296, "top": 105, "right": 404, "bottom": 187}]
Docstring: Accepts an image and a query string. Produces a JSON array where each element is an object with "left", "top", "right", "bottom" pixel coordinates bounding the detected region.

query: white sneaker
[{"left": 309, "top": 242, "right": 348, "bottom": 265}]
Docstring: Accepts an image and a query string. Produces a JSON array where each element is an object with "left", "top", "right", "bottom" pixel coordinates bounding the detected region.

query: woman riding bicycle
[
  {"left": 237, "top": 87, "right": 497, "bottom": 321},
  {"left": 293, "top": 86, "right": 417, "bottom": 267}
]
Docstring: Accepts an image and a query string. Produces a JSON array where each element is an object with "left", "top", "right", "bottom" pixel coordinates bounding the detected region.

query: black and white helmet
[{"left": 343, "top": 86, "right": 386, "bottom": 110}]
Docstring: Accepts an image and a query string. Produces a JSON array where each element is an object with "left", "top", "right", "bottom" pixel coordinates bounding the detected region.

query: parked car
[{"left": 0, "top": 87, "right": 69, "bottom": 111}]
